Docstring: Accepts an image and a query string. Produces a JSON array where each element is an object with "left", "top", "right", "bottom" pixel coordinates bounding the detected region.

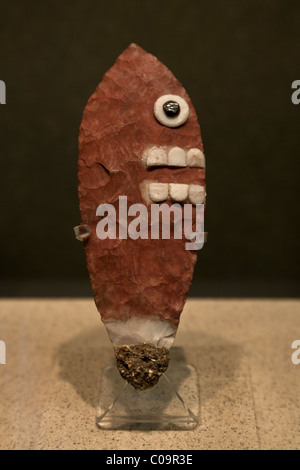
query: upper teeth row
[
  {"left": 144, "top": 146, "right": 205, "bottom": 168},
  {"left": 149, "top": 183, "right": 206, "bottom": 204}
]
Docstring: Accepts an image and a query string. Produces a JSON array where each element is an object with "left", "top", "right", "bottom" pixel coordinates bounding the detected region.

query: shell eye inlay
[
  {"left": 163, "top": 100, "right": 180, "bottom": 118},
  {"left": 154, "top": 94, "right": 189, "bottom": 128}
]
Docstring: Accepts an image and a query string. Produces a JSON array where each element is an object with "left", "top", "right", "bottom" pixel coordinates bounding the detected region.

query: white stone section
[
  {"left": 147, "top": 146, "right": 168, "bottom": 167},
  {"left": 189, "top": 184, "right": 206, "bottom": 204},
  {"left": 149, "top": 183, "right": 169, "bottom": 202},
  {"left": 104, "top": 317, "right": 178, "bottom": 349},
  {"left": 169, "top": 183, "right": 189, "bottom": 202},
  {"left": 154, "top": 94, "right": 189, "bottom": 128},
  {"left": 186, "top": 148, "right": 205, "bottom": 168},
  {"left": 168, "top": 147, "right": 186, "bottom": 167}
]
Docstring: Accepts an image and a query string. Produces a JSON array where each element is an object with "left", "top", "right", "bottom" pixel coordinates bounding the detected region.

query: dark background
[{"left": 0, "top": 0, "right": 299, "bottom": 297}]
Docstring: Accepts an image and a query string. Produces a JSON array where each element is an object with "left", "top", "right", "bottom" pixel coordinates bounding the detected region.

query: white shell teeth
[
  {"left": 145, "top": 146, "right": 206, "bottom": 204},
  {"left": 189, "top": 184, "right": 206, "bottom": 204},
  {"left": 168, "top": 147, "right": 186, "bottom": 167},
  {"left": 149, "top": 183, "right": 169, "bottom": 202},
  {"left": 148, "top": 183, "right": 206, "bottom": 205},
  {"left": 145, "top": 146, "right": 205, "bottom": 168},
  {"left": 147, "top": 147, "right": 168, "bottom": 166},
  {"left": 186, "top": 148, "right": 205, "bottom": 168},
  {"left": 169, "top": 183, "right": 189, "bottom": 202}
]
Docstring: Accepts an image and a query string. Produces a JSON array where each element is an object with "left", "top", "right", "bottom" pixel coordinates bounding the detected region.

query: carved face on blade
[
  {"left": 141, "top": 92, "right": 205, "bottom": 206},
  {"left": 78, "top": 43, "right": 206, "bottom": 331}
]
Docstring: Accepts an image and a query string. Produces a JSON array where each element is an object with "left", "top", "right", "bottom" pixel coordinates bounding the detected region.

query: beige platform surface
[{"left": 0, "top": 298, "right": 299, "bottom": 450}]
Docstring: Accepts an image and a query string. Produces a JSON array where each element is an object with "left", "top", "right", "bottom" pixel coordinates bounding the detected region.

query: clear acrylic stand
[{"left": 96, "top": 359, "right": 200, "bottom": 430}]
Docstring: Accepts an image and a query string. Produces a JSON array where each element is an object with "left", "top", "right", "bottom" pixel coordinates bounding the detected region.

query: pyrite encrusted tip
[{"left": 115, "top": 342, "right": 170, "bottom": 391}]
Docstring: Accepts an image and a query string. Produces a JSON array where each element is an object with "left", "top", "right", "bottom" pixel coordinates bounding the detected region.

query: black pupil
[{"left": 163, "top": 100, "right": 180, "bottom": 118}]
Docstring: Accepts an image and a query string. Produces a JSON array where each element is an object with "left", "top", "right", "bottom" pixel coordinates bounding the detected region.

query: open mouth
[{"left": 141, "top": 145, "right": 206, "bottom": 204}]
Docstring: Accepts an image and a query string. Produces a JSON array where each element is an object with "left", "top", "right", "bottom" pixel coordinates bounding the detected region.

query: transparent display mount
[{"left": 96, "top": 360, "right": 200, "bottom": 430}]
